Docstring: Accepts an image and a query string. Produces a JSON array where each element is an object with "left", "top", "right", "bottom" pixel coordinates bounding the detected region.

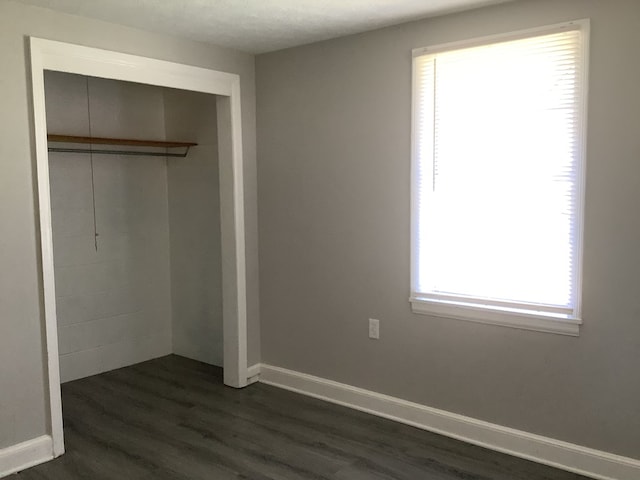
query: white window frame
[{"left": 410, "top": 20, "right": 590, "bottom": 336}]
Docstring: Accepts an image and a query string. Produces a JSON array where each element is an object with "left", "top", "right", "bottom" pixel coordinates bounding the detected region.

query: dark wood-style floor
[{"left": 15, "top": 355, "right": 588, "bottom": 480}]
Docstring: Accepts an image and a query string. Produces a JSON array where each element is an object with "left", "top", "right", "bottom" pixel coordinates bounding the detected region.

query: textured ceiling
[{"left": 14, "top": 0, "right": 513, "bottom": 54}]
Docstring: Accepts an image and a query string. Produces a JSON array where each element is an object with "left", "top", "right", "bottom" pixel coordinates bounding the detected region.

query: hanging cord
[{"left": 85, "top": 77, "right": 99, "bottom": 252}]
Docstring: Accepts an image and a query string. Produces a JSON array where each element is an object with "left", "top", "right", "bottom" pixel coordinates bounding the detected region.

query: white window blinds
[{"left": 411, "top": 23, "right": 587, "bottom": 325}]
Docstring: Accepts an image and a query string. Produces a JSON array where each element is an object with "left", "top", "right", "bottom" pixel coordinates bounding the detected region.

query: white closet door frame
[{"left": 29, "top": 37, "right": 250, "bottom": 457}]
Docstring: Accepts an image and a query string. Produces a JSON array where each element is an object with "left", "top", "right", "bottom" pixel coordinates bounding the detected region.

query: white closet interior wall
[
  {"left": 44, "top": 72, "right": 222, "bottom": 382},
  {"left": 165, "top": 89, "right": 223, "bottom": 367}
]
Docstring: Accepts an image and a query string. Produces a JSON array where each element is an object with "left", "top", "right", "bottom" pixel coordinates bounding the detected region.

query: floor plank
[{"left": 14, "top": 355, "right": 589, "bottom": 479}]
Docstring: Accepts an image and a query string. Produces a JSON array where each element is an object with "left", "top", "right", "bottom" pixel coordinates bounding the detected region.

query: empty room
[{"left": 0, "top": 1, "right": 638, "bottom": 479}]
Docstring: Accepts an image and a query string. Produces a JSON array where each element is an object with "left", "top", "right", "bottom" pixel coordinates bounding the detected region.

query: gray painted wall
[
  {"left": 165, "top": 90, "right": 223, "bottom": 367},
  {"left": 0, "top": 0, "right": 259, "bottom": 450},
  {"left": 46, "top": 72, "right": 173, "bottom": 383},
  {"left": 257, "top": 0, "right": 640, "bottom": 459}
]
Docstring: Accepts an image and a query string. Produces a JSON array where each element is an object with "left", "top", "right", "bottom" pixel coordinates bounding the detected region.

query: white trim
[
  {"left": 410, "top": 19, "right": 590, "bottom": 336},
  {"left": 0, "top": 436, "right": 53, "bottom": 478},
  {"left": 409, "top": 36, "right": 421, "bottom": 307},
  {"left": 260, "top": 365, "right": 640, "bottom": 480},
  {"left": 410, "top": 298, "right": 582, "bottom": 336},
  {"left": 413, "top": 291, "right": 574, "bottom": 315},
  {"left": 247, "top": 363, "right": 261, "bottom": 379},
  {"left": 246, "top": 363, "right": 261, "bottom": 384},
  {"left": 29, "top": 37, "right": 250, "bottom": 457},
  {"left": 30, "top": 38, "right": 65, "bottom": 459},
  {"left": 573, "top": 18, "right": 591, "bottom": 326},
  {"left": 412, "top": 19, "right": 589, "bottom": 56}
]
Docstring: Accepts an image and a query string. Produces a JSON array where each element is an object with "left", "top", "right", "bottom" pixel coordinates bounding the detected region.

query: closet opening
[
  {"left": 30, "top": 38, "right": 249, "bottom": 459},
  {"left": 45, "top": 71, "right": 226, "bottom": 378}
]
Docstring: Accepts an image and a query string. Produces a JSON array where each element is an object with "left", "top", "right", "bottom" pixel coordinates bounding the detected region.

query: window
[{"left": 410, "top": 21, "right": 589, "bottom": 335}]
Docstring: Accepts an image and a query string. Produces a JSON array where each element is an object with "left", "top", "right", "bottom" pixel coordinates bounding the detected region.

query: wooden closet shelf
[{"left": 47, "top": 134, "right": 198, "bottom": 148}]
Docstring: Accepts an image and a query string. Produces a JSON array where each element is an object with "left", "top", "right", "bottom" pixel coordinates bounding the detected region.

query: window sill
[{"left": 410, "top": 298, "right": 581, "bottom": 336}]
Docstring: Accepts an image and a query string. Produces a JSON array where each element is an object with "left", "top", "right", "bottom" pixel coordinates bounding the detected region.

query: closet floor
[{"left": 16, "top": 355, "right": 588, "bottom": 480}]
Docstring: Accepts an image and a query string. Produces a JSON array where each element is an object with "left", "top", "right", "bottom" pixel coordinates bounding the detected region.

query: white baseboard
[
  {"left": 0, "top": 435, "right": 53, "bottom": 478},
  {"left": 246, "top": 363, "right": 261, "bottom": 384},
  {"left": 259, "top": 364, "right": 640, "bottom": 480}
]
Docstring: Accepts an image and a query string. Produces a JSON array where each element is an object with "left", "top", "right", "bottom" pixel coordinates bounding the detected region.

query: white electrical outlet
[{"left": 369, "top": 318, "right": 380, "bottom": 339}]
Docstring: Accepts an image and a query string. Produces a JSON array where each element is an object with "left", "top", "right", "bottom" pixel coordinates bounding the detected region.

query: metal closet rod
[
  {"left": 48, "top": 147, "right": 190, "bottom": 158},
  {"left": 47, "top": 134, "right": 198, "bottom": 158}
]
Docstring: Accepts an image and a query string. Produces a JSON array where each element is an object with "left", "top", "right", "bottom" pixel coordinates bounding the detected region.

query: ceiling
[{"left": 15, "top": 0, "right": 513, "bottom": 54}]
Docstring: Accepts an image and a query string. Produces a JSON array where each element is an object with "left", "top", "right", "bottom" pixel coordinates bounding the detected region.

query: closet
[{"left": 44, "top": 71, "right": 223, "bottom": 382}]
